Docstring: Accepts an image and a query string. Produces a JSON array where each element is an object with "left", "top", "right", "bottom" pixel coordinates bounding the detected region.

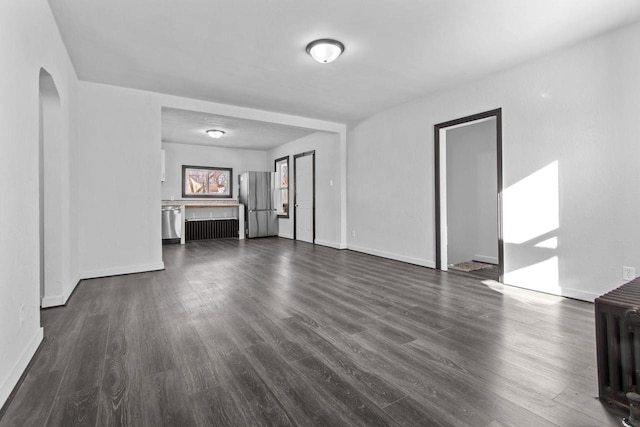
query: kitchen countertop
[
  {"left": 161, "top": 199, "right": 246, "bottom": 241},
  {"left": 161, "top": 200, "right": 241, "bottom": 207}
]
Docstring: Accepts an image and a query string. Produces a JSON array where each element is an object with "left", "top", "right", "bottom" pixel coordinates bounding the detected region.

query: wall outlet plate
[{"left": 623, "top": 266, "right": 636, "bottom": 281}]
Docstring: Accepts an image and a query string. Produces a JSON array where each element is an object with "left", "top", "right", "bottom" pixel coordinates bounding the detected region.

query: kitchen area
[
  {"left": 161, "top": 199, "right": 246, "bottom": 244},
  {"left": 161, "top": 171, "right": 280, "bottom": 244},
  {"left": 159, "top": 106, "right": 342, "bottom": 249}
]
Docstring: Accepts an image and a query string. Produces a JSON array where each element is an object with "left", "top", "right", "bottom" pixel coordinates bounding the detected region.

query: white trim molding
[
  {"left": 41, "top": 295, "right": 64, "bottom": 308},
  {"left": 41, "top": 274, "right": 82, "bottom": 308},
  {"left": 543, "top": 286, "right": 599, "bottom": 302},
  {"left": 0, "top": 327, "right": 43, "bottom": 408},
  {"left": 314, "top": 239, "right": 342, "bottom": 249},
  {"left": 80, "top": 261, "right": 165, "bottom": 280},
  {"left": 348, "top": 245, "right": 436, "bottom": 268}
]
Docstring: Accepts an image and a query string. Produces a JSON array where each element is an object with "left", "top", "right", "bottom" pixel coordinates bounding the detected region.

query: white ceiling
[
  {"left": 49, "top": 0, "right": 640, "bottom": 123},
  {"left": 161, "top": 107, "right": 318, "bottom": 150}
]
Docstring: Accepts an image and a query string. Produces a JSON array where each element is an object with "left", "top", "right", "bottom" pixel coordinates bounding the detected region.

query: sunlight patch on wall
[
  {"left": 535, "top": 236, "right": 558, "bottom": 249},
  {"left": 503, "top": 161, "right": 559, "bottom": 244},
  {"left": 504, "top": 256, "right": 560, "bottom": 295}
]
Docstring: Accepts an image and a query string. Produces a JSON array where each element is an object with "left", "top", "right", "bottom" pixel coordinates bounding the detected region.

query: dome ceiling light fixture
[
  {"left": 206, "top": 129, "right": 226, "bottom": 139},
  {"left": 306, "top": 39, "right": 345, "bottom": 64}
]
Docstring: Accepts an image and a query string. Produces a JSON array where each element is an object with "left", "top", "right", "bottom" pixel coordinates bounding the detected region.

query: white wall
[
  {"left": 0, "top": 0, "right": 79, "bottom": 408},
  {"left": 77, "top": 82, "right": 346, "bottom": 277},
  {"left": 446, "top": 119, "right": 498, "bottom": 265},
  {"left": 348, "top": 21, "right": 640, "bottom": 301},
  {"left": 267, "top": 132, "right": 342, "bottom": 248},
  {"left": 77, "top": 82, "right": 165, "bottom": 277},
  {"left": 161, "top": 142, "right": 267, "bottom": 201}
]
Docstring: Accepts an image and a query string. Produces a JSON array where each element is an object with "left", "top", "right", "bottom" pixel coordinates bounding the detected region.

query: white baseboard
[
  {"left": 500, "top": 279, "right": 599, "bottom": 303},
  {"left": 41, "top": 295, "right": 64, "bottom": 308},
  {"left": 553, "top": 287, "right": 599, "bottom": 302},
  {"left": 348, "top": 244, "right": 436, "bottom": 268},
  {"left": 314, "top": 239, "right": 341, "bottom": 249},
  {"left": 0, "top": 327, "right": 43, "bottom": 408},
  {"left": 62, "top": 275, "right": 82, "bottom": 305},
  {"left": 278, "top": 235, "right": 344, "bottom": 249},
  {"left": 474, "top": 254, "right": 499, "bottom": 264},
  {"left": 41, "top": 274, "right": 82, "bottom": 308},
  {"left": 80, "top": 261, "right": 165, "bottom": 280}
]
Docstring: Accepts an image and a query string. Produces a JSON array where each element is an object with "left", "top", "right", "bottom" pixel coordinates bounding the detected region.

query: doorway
[
  {"left": 39, "top": 69, "right": 64, "bottom": 306},
  {"left": 434, "top": 109, "right": 503, "bottom": 282},
  {"left": 294, "top": 150, "right": 315, "bottom": 243}
]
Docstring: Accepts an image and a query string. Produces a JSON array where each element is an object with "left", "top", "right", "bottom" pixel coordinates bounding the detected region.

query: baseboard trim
[
  {"left": 80, "top": 261, "right": 165, "bottom": 280},
  {"left": 41, "top": 295, "right": 64, "bottom": 308},
  {"left": 473, "top": 254, "right": 499, "bottom": 264},
  {"left": 0, "top": 327, "right": 44, "bottom": 409},
  {"left": 314, "top": 239, "right": 341, "bottom": 249},
  {"left": 553, "top": 287, "right": 599, "bottom": 302},
  {"left": 62, "top": 275, "right": 82, "bottom": 305},
  {"left": 40, "top": 275, "right": 83, "bottom": 309},
  {"left": 500, "top": 279, "right": 599, "bottom": 303},
  {"left": 278, "top": 233, "right": 294, "bottom": 240},
  {"left": 347, "top": 244, "right": 435, "bottom": 268}
]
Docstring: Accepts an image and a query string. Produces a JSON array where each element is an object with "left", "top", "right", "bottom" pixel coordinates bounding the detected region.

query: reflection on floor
[{"left": 449, "top": 260, "right": 500, "bottom": 281}]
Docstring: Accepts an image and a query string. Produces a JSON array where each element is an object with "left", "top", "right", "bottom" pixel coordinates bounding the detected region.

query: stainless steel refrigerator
[{"left": 239, "top": 172, "right": 279, "bottom": 238}]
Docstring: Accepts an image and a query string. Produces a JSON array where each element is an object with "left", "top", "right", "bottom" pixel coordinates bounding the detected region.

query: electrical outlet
[
  {"left": 19, "top": 305, "right": 24, "bottom": 327},
  {"left": 351, "top": 230, "right": 356, "bottom": 238},
  {"left": 623, "top": 266, "right": 636, "bottom": 281}
]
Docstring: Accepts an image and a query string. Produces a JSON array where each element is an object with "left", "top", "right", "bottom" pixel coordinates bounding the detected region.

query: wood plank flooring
[{"left": 0, "top": 238, "right": 627, "bottom": 426}]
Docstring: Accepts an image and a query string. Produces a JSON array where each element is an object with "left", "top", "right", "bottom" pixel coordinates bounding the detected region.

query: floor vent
[
  {"left": 596, "top": 277, "right": 640, "bottom": 409},
  {"left": 185, "top": 218, "right": 239, "bottom": 241}
]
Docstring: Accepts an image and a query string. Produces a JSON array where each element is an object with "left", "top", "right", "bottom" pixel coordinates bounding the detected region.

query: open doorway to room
[
  {"left": 293, "top": 150, "right": 315, "bottom": 244},
  {"left": 434, "top": 109, "right": 503, "bottom": 282},
  {"left": 159, "top": 108, "right": 343, "bottom": 249},
  {"left": 39, "top": 68, "right": 64, "bottom": 307}
]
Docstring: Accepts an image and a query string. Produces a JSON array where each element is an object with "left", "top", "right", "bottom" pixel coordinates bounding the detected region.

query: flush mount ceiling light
[
  {"left": 206, "top": 129, "right": 226, "bottom": 139},
  {"left": 306, "top": 39, "right": 345, "bottom": 64}
]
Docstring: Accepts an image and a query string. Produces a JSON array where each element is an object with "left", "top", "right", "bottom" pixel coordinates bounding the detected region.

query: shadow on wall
[{"left": 502, "top": 161, "right": 560, "bottom": 295}]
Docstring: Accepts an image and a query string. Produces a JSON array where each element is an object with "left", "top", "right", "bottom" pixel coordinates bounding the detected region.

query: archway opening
[{"left": 39, "top": 68, "right": 64, "bottom": 307}]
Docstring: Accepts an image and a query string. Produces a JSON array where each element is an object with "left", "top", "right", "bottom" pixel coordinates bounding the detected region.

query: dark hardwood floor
[{"left": 0, "top": 238, "right": 625, "bottom": 426}]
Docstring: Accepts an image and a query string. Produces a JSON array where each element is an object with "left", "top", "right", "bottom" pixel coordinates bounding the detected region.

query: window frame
[
  {"left": 274, "top": 156, "right": 289, "bottom": 218},
  {"left": 181, "top": 165, "right": 233, "bottom": 199}
]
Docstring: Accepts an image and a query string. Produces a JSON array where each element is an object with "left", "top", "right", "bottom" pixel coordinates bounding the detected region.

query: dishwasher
[{"left": 161, "top": 205, "right": 182, "bottom": 243}]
